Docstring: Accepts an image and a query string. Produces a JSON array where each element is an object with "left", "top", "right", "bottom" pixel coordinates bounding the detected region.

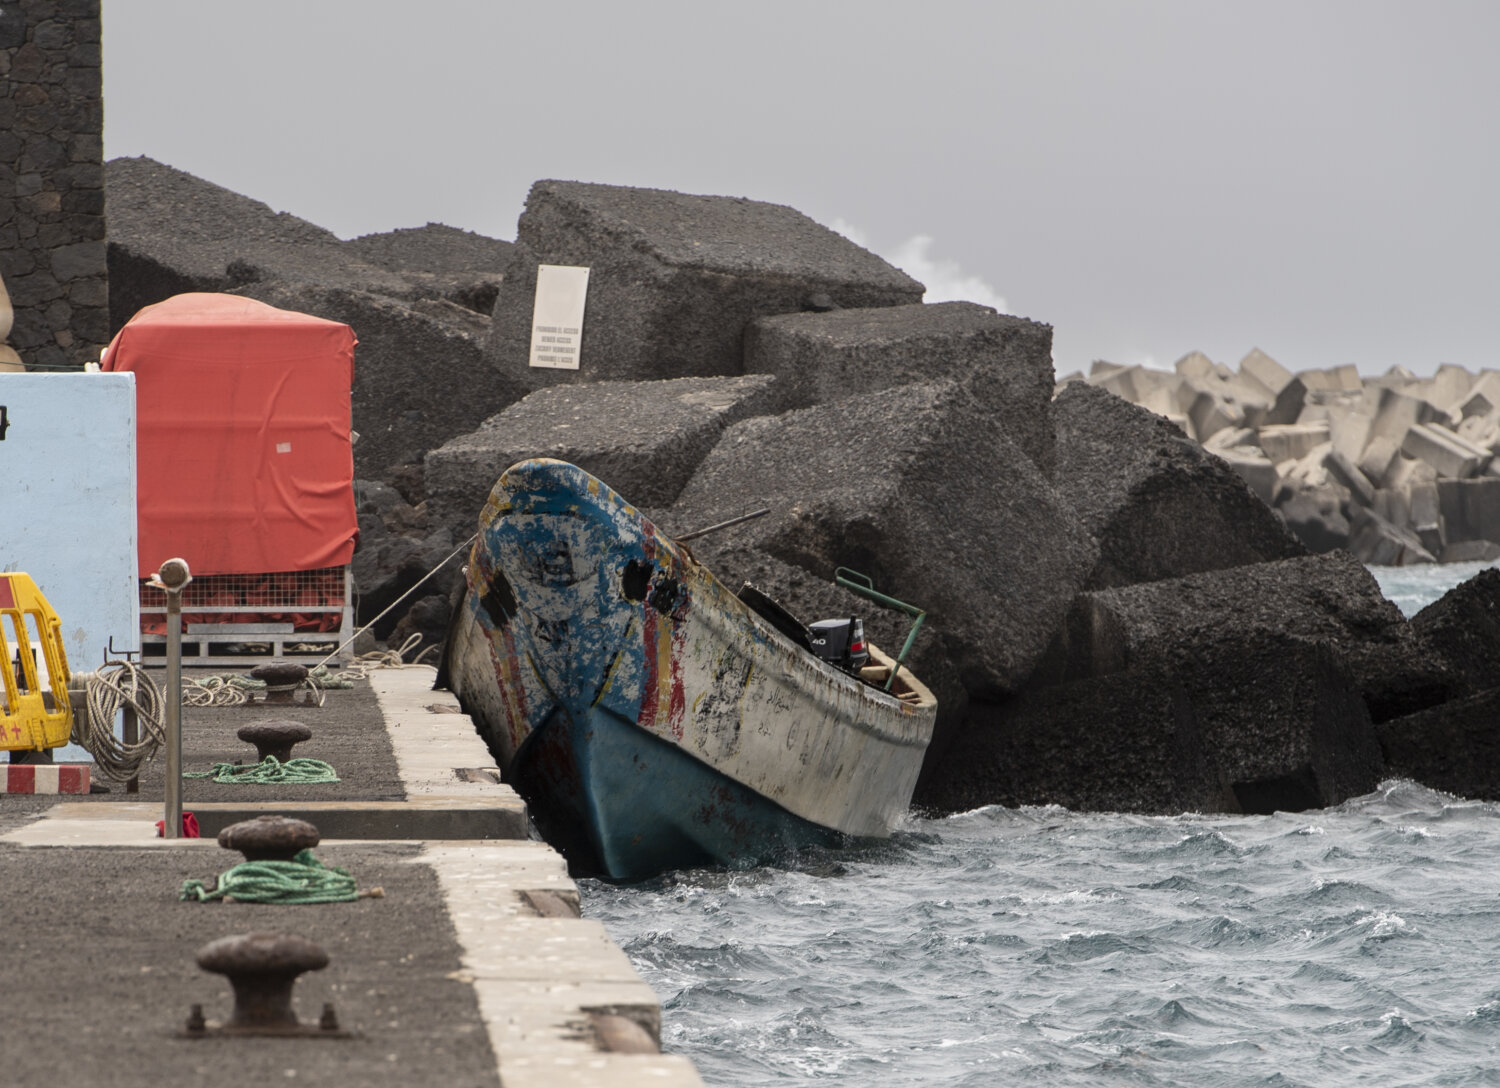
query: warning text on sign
[{"left": 529, "top": 265, "right": 590, "bottom": 369}]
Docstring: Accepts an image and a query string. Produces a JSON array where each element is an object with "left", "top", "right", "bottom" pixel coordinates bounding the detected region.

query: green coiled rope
[
  {"left": 183, "top": 755, "right": 341, "bottom": 785},
  {"left": 180, "top": 848, "right": 377, "bottom": 904}
]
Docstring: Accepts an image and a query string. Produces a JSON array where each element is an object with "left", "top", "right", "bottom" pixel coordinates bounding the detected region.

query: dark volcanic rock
[
  {"left": 483, "top": 180, "right": 924, "bottom": 393},
  {"left": 228, "top": 281, "right": 519, "bottom": 478},
  {"left": 920, "top": 630, "right": 1384, "bottom": 816},
  {"left": 386, "top": 593, "right": 452, "bottom": 662},
  {"left": 1410, "top": 568, "right": 1500, "bottom": 698},
  {"left": 744, "top": 302, "right": 1058, "bottom": 473},
  {"left": 915, "top": 669, "right": 1232, "bottom": 816},
  {"left": 425, "top": 375, "right": 781, "bottom": 543},
  {"left": 1052, "top": 383, "right": 1306, "bottom": 588},
  {"left": 345, "top": 223, "right": 512, "bottom": 316},
  {"left": 671, "top": 381, "right": 1098, "bottom": 699},
  {"left": 1033, "top": 551, "right": 1442, "bottom": 723},
  {"left": 1161, "top": 632, "right": 1384, "bottom": 813},
  {"left": 350, "top": 522, "right": 464, "bottom": 639},
  {"left": 105, "top": 156, "right": 411, "bottom": 332},
  {"left": 1378, "top": 687, "right": 1500, "bottom": 801}
]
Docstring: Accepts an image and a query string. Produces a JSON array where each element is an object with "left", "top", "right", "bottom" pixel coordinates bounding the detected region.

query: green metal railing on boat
[{"left": 834, "top": 568, "right": 925, "bottom": 693}]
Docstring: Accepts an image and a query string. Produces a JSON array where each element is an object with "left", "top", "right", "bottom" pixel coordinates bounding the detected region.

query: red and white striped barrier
[{"left": 0, "top": 765, "right": 91, "bottom": 794}]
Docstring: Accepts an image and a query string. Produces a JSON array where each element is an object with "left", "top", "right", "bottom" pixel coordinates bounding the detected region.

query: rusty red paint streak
[
  {"left": 0, "top": 577, "right": 13, "bottom": 610},
  {"left": 638, "top": 522, "right": 660, "bottom": 734},
  {"left": 666, "top": 618, "right": 687, "bottom": 742}
]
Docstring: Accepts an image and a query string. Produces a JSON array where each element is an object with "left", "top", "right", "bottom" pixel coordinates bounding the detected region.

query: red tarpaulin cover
[{"left": 102, "top": 293, "right": 358, "bottom": 578}]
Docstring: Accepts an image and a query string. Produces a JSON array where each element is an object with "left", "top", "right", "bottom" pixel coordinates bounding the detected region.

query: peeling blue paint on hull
[{"left": 514, "top": 703, "right": 843, "bottom": 881}]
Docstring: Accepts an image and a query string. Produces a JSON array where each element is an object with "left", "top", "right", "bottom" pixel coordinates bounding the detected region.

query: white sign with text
[{"left": 528, "top": 264, "right": 590, "bottom": 369}]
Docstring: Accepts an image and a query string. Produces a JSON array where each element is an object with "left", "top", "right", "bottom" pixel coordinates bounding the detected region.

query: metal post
[
  {"left": 152, "top": 558, "right": 192, "bottom": 838},
  {"left": 124, "top": 705, "right": 139, "bottom": 794}
]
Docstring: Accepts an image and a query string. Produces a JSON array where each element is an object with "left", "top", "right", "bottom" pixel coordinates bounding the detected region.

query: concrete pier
[{"left": 0, "top": 665, "right": 702, "bottom": 1087}]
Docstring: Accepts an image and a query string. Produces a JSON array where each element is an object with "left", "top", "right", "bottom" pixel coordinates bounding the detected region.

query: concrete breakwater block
[
  {"left": 425, "top": 374, "right": 782, "bottom": 542},
  {"left": 921, "top": 629, "right": 1384, "bottom": 816},
  {"left": 1409, "top": 567, "right": 1500, "bottom": 699},
  {"left": 228, "top": 280, "right": 511, "bottom": 479},
  {"left": 671, "top": 380, "right": 1097, "bottom": 698},
  {"left": 1051, "top": 383, "right": 1305, "bottom": 589},
  {"left": 1378, "top": 687, "right": 1500, "bottom": 802},
  {"left": 345, "top": 223, "right": 513, "bottom": 316},
  {"left": 1032, "top": 551, "right": 1442, "bottom": 724},
  {"left": 105, "top": 156, "right": 411, "bottom": 334},
  {"left": 483, "top": 179, "right": 924, "bottom": 392},
  {"left": 744, "top": 302, "right": 1058, "bottom": 474},
  {"left": 1074, "top": 350, "right": 1500, "bottom": 564},
  {"left": 916, "top": 670, "right": 1234, "bottom": 816}
]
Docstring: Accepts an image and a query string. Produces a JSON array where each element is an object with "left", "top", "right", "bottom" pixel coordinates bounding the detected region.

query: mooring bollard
[
  {"left": 190, "top": 932, "right": 340, "bottom": 1036},
  {"left": 150, "top": 558, "right": 192, "bottom": 839},
  {"left": 250, "top": 662, "right": 310, "bottom": 706},
  {"left": 217, "top": 814, "right": 321, "bottom": 862},
  {"left": 236, "top": 719, "right": 313, "bottom": 763}
]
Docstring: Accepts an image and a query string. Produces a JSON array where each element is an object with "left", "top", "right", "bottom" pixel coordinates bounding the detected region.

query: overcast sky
[{"left": 102, "top": 1, "right": 1499, "bottom": 378}]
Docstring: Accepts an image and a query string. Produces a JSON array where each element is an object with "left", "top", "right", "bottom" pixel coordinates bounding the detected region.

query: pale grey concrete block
[
  {"left": 1297, "top": 364, "right": 1362, "bottom": 393},
  {"left": 1437, "top": 477, "right": 1500, "bottom": 544},
  {"left": 1326, "top": 448, "right": 1376, "bottom": 507},
  {"left": 1238, "top": 347, "right": 1305, "bottom": 425},
  {"left": 1401, "top": 422, "right": 1491, "bottom": 479},
  {"left": 1348, "top": 507, "right": 1437, "bottom": 566},
  {"left": 1260, "top": 422, "right": 1331, "bottom": 464}
]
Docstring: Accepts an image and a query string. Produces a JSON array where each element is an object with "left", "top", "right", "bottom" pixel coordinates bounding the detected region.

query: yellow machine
[{"left": 0, "top": 573, "right": 73, "bottom": 751}]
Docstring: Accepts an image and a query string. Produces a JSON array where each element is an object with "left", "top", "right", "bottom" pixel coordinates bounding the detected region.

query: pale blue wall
[{"left": 1, "top": 372, "right": 139, "bottom": 761}]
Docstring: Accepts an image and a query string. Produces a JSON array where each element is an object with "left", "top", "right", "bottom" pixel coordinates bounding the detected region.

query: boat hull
[{"left": 444, "top": 459, "right": 936, "bottom": 879}]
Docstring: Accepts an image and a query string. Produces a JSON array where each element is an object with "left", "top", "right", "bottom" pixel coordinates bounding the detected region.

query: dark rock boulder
[
  {"left": 1161, "top": 632, "right": 1385, "bottom": 813},
  {"left": 105, "top": 156, "right": 411, "bottom": 332},
  {"left": 914, "top": 668, "right": 1231, "bottom": 816},
  {"left": 1051, "top": 383, "right": 1306, "bottom": 589},
  {"left": 744, "top": 302, "right": 1058, "bottom": 473},
  {"left": 1378, "top": 687, "right": 1500, "bottom": 801},
  {"left": 1410, "top": 568, "right": 1500, "bottom": 698},
  {"left": 1032, "top": 551, "right": 1444, "bottom": 724},
  {"left": 228, "top": 280, "right": 519, "bottom": 478},
  {"left": 483, "top": 180, "right": 924, "bottom": 393},
  {"left": 919, "top": 630, "right": 1384, "bottom": 816},
  {"left": 671, "top": 381, "right": 1098, "bottom": 700},
  {"left": 425, "top": 374, "right": 782, "bottom": 543},
  {"left": 350, "top": 521, "right": 465, "bottom": 639},
  {"left": 345, "top": 223, "right": 512, "bottom": 317},
  {"left": 385, "top": 593, "right": 452, "bottom": 662}
]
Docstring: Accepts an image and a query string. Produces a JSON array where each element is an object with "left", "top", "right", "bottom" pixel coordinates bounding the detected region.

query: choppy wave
[{"left": 582, "top": 564, "right": 1500, "bottom": 1087}]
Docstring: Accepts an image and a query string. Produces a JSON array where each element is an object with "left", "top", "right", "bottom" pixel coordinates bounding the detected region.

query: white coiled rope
[{"left": 71, "top": 661, "right": 168, "bottom": 783}]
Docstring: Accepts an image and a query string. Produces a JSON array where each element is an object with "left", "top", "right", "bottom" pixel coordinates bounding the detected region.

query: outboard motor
[{"left": 807, "top": 617, "right": 869, "bottom": 674}]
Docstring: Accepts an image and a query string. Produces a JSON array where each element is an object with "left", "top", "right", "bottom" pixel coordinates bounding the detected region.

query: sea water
[{"left": 581, "top": 562, "right": 1500, "bottom": 1087}]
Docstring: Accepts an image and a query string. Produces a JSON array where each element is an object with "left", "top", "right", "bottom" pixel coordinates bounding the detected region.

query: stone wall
[{"left": 0, "top": 0, "right": 107, "bottom": 369}]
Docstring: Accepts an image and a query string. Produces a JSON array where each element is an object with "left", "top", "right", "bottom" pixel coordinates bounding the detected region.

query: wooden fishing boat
[{"left": 442, "top": 459, "right": 937, "bottom": 880}]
